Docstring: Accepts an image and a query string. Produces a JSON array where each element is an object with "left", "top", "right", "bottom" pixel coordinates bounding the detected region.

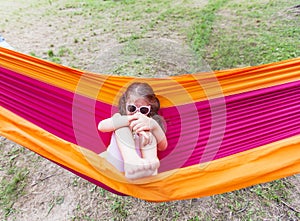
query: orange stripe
[
  {"left": 1, "top": 106, "right": 299, "bottom": 202},
  {"left": 1, "top": 47, "right": 300, "bottom": 107}
]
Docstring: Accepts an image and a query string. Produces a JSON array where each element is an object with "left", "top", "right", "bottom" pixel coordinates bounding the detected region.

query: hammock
[{"left": 0, "top": 46, "right": 299, "bottom": 202}]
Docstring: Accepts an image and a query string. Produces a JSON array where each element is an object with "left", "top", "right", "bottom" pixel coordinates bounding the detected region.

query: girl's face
[{"left": 126, "top": 96, "right": 151, "bottom": 116}]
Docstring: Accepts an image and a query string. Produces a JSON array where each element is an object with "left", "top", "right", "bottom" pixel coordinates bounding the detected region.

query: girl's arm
[
  {"left": 150, "top": 119, "right": 168, "bottom": 151},
  {"left": 98, "top": 113, "right": 130, "bottom": 132},
  {"left": 130, "top": 113, "right": 168, "bottom": 151}
]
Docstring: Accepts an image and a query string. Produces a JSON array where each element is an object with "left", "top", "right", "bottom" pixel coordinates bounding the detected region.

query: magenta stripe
[
  {"left": 1, "top": 67, "right": 113, "bottom": 153},
  {"left": 1, "top": 67, "right": 300, "bottom": 174},
  {"left": 158, "top": 81, "right": 300, "bottom": 171}
]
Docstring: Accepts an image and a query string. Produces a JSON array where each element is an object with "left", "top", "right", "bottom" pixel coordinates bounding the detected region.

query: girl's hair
[{"left": 118, "top": 82, "right": 165, "bottom": 131}]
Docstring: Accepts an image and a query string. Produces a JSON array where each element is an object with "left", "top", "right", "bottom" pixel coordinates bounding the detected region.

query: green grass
[
  {"left": 0, "top": 169, "right": 28, "bottom": 217},
  {"left": 0, "top": 145, "right": 29, "bottom": 218},
  {"left": 202, "top": 0, "right": 300, "bottom": 69},
  {"left": 53, "top": 0, "right": 299, "bottom": 71},
  {"left": 188, "top": 0, "right": 230, "bottom": 57}
]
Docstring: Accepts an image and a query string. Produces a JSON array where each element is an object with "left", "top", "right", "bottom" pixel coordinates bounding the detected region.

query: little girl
[{"left": 98, "top": 82, "right": 167, "bottom": 179}]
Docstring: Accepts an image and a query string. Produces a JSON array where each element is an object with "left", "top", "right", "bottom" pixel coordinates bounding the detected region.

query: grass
[
  {"left": 0, "top": 143, "right": 29, "bottom": 218},
  {"left": 188, "top": 0, "right": 230, "bottom": 57},
  {"left": 204, "top": 0, "right": 300, "bottom": 69},
  {"left": 0, "top": 169, "right": 28, "bottom": 217},
  {"left": 0, "top": 0, "right": 300, "bottom": 220}
]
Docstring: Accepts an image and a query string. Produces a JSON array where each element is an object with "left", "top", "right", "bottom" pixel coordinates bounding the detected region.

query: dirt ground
[{"left": 1, "top": 0, "right": 299, "bottom": 220}]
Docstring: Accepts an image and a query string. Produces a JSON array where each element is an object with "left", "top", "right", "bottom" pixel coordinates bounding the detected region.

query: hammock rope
[{"left": 0, "top": 46, "right": 299, "bottom": 202}]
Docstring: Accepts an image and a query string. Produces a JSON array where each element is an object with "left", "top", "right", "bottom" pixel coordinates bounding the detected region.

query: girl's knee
[
  {"left": 115, "top": 126, "right": 132, "bottom": 134},
  {"left": 115, "top": 127, "right": 135, "bottom": 145}
]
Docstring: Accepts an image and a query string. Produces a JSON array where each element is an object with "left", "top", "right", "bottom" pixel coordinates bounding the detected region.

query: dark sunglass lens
[
  {"left": 140, "top": 107, "right": 150, "bottom": 114},
  {"left": 127, "top": 105, "right": 136, "bottom": 113}
]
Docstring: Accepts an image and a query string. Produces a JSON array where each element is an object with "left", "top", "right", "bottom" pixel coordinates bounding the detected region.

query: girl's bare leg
[
  {"left": 114, "top": 127, "right": 156, "bottom": 179},
  {"left": 140, "top": 134, "right": 160, "bottom": 175}
]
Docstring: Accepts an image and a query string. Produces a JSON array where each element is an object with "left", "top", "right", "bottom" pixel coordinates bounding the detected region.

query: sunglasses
[{"left": 126, "top": 104, "right": 151, "bottom": 115}]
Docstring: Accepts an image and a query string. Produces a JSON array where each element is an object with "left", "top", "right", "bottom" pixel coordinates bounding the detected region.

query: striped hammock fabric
[{"left": 0, "top": 47, "right": 299, "bottom": 202}]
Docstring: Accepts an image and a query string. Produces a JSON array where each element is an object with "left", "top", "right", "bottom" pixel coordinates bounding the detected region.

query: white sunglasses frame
[{"left": 126, "top": 104, "right": 151, "bottom": 115}]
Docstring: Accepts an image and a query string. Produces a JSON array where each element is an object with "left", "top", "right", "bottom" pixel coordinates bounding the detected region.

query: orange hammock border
[{"left": 1, "top": 106, "right": 299, "bottom": 202}]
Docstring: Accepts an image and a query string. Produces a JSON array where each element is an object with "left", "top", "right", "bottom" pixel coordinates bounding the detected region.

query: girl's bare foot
[{"left": 124, "top": 157, "right": 159, "bottom": 179}]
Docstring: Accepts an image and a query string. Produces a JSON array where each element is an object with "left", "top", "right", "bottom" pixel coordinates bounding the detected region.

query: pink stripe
[
  {"left": 158, "top": 80, "right": 300, "bottom": 171},
  {"left": 1, "top": 67, "right": 112, "bottom": 152},
  {"left": 1, "top": 67, "right": 300, "bottom": 173}
]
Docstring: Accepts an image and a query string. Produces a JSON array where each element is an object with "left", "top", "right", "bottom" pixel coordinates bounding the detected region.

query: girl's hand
[
  {"left": 138, "top": 131, "right": 152, "bottom": 146},
  {"left": 129, "top": 113, "right": 154, "bottom": 133}
]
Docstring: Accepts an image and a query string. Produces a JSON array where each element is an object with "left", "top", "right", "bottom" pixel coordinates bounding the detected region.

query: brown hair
[{"left": 118, "top": 82, "right": 165, "bottom": 131}]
